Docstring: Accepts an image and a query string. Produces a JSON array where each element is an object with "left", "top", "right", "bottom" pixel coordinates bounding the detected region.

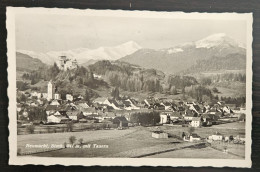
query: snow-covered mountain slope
[
  {"left": 195, "top": 33, "right": 241, "bottom": 49},
  {"left": 17, "top": 41, "right": 142, "bottom": 65},
  {"left": 120, "top": 33, "right": 246, "bottom": 74}
]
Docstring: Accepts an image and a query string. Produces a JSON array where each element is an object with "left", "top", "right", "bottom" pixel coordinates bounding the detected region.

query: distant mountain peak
[
  {"left": 119, "top": 33, "right": 246, "bottom": 74},
  {"left": 195, "top": 33, "right": 239, "bottom": 49}
]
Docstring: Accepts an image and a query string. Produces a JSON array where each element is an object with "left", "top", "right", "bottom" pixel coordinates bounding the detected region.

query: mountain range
[
  {"left": 17, "top": 33, "right": 246, "bottom": 75},
  {"left": 119, "top": 33, "right": 246, "bottom": 74},
  {"left": 17, "top": 41, "right": 141, "bottom": 66}
]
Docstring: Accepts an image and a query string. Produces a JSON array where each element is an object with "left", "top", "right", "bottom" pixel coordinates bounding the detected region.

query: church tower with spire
[{"left": 47, "top": 80, "right": 55, "bottom": 100}]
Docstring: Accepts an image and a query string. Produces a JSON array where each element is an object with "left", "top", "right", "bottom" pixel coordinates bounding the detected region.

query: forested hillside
[
  {"left": 16, "top": 52, "right": 47, "bottom": 72},
  {"left": 183, "top": 53, "right": 246, "bottom": 74},
  {"left": 88, "top": 60, "right": 199, "bottom": 94}
]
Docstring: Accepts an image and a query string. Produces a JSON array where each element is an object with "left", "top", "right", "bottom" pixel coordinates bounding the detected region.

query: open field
[
  {"left": 18, "top": 127, "right": 136, "bottom": 154},
  {"left": 18, "top": 122, "right": 245, "bottom": 158},
  {"left": 146, "top": 147, "right": 241, "bottom": 159},
  {"left": 32, "top": 127, "right": 183, "bottom": 157},
  {"left": 210, "top": 121, "right": 245, "bottom": 129}
]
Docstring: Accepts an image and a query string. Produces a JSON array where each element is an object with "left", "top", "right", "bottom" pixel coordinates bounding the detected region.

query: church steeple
[{"left": 47, "top": 80, "right": 55, "bottom": 100}]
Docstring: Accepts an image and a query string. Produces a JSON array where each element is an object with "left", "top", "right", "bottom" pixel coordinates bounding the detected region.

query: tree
[
  {"left": 69, "top": 136, "right": 76, "bottom": 146},
  {"left": 20, "top": 94, "right": 27, "bottom": 102},
  {"left": 170, "top": 86, "right": 177, "bottom": 95},
  {"left": 111, "top": 87, "right": 120, "bottom": 99},
  {"left": 78, "top": 138, "right": 84, "bottom": 147},
  {"left": 85, "top": 90, "right": 90, "bottom": 103},
  {"left": 26, "top": 125, "right": 35, "bottom": 134},
  {"left": 188, "top": 127, "right": 195, "bottom": 135},
  {"left": 212, "top": 87, "right": 219, "bottom": 93},
  {"left": 201, "top": 77, "right": 212, "bottom": 86},
  {"left": 66, "top": 122, "right": 74, "bottom": 132}
]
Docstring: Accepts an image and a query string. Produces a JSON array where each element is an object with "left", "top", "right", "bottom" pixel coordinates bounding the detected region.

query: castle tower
[{"left": 47, "top": 80, "right": 55, "bottom": 100}]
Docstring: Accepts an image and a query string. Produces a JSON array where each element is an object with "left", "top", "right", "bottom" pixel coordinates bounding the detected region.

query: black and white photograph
[{"left": 7, "top": 7, "right": 252, "bottom": 167}]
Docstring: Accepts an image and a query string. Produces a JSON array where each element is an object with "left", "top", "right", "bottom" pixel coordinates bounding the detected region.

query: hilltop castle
[{"left": 56, "top": 55, "right": 78, "bottom": 71}]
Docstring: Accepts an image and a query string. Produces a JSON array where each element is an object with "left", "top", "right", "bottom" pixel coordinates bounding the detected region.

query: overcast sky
[{"left": 15, "top": 13, "right": 247, "bottom": 52}]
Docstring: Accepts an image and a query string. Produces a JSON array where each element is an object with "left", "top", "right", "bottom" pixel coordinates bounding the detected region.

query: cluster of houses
[
  {"left": 158, "top": 100, "right": 246, "bottom": 128},
  {"left": 17, "top": 80, "right": 246, "bottom": 129},
  {"left": 181, "top": 131, "right": 245, "bottom": 144}
]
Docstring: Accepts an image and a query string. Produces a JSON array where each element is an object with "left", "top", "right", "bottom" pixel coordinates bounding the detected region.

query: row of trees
[
  {"left": 129, "top": 111, "right": 160, "bottom": 126},
  {"left": 167, "top": 75, "right": 198, "bottom": 89},
  {"left": 104, "top": 70, "right": 162, "bottom": 92},
  {"left": 187, "top": 85, "right": 213, "bottom": 102},
  {"left": 22, "top": 63, "right": 60, "bottom": 85},
  {"left": 199, "top": 73, "right": 246, "bottom": 86},
  {"left": 20, "top": 107, "right": 47, "bottom": 121},
  {"left": 220, "top": 96, "right": 246, "bottom": 107}
]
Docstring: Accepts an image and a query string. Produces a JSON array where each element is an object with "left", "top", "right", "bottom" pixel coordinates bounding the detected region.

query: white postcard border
[{"left": 7, "top": 7, "right": 253, "bottom": 167}]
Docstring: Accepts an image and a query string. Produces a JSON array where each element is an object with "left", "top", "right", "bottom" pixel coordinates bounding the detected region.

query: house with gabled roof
[
  {"left": 93, "top": 97, "right": 108, "bottom": 104},
  {"left": 47, "top": 110, "right": 70, "bottom": 123},
  {"left": 50, "top": 99, "right": 61, "bottom": 106},
  {"left": 160, "top": 102, "right": 173, "bottom": 111},
  {"left": 189, "top": 104, "right": 201, "bottom": 114},
  {"left": 82, "top": 107, "right": 97, "bottom": 116},
  {"left": 184, "top": 111, "right": 198, "bottom": 121},
  {"left": 76, "top": 102, "right": 89, "bottom": 110},
  {"left": 170, "top": 111, "right": 182, "bottom": 121},
  {"left": 144, "top": 99, "right": 154, "bottom": 108},
  {"left": 103, "top": 99, "right": 121, "bottom": 110},
  {"left": 45, "top": 105, "right": 60, "bottom": 115},
  {"left": 222, "top": 106, "right": 234, "bottom": 114},
  {"left": 123, "top": 99, "right": 140, "bottom": 110},
  {"left": 66, "top": 110, "right": 83, "bottom": 121}
]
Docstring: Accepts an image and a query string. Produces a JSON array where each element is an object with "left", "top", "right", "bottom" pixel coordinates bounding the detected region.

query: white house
[
  {"left": 37, "top": 93, "right": 42, "bottom": 99},
  {"left": 54, "top": 93, "right": 61, "bottom": 100},
  {"left": 47, "top": 115, "right": 61, "bottom": 123},
  {"left": 66, "top": 94, "right": 74, "bottom": 101},
  {"left": 189, "top": 133, "right": 201, "bottom": 142},
  {"left": 191, "top": 117, "right": 202, "bottom": 128},
  {"left": 42, "top": 93, "right": 48, "bottom": 99},
  {"left": 160, "top": 114, "right": 168, "bottom": 124},
  {"left": 209, "top": 132, "right": 223, "bottom": 141}
]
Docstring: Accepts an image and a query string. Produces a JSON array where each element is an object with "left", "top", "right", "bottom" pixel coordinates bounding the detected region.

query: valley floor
[{"left": 18, "top": 122, "right": 245, "bottom": 159}]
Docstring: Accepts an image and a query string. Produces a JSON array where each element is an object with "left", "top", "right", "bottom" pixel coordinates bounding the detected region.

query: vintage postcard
[{"left": 7, "top": 7, "right": 252, "bottom": 167}]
